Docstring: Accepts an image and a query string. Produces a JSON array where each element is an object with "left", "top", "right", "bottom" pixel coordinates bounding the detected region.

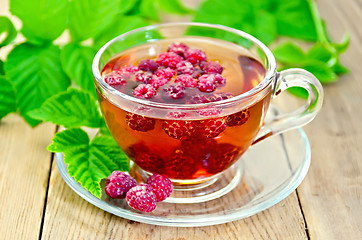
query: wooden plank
[
  {"left": 41, "top": 162, "right": 307, "bottom": 240},
  {"left": 297, "top": 0, "right": 362, "bottom": 239},
  {"left": 0, "top": 114, "right": 56, "bottom": 239}
]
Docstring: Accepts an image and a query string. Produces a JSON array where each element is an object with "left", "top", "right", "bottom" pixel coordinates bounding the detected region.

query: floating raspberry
[
  {"left": 198, "top": 74, "right": 217, "bottom": 92},
  {"left": 126, "top": 112, "right": 155, "bottom": 132},
  {"left": 227, "top": 109, "right": 250, "bottom": 126},
  {"left": 115, "top": 65, "right": 140, "bottom": 75},
  {"left": 176, "top": 61, "right": 194, "bottom": 75},
  {"left": 198, "top": 108, "right": 222, "bottom": 117},
  {"left": 133, "top": 84, "right": 156, "bottom": 99},
  {"left": 135, "top": 151, "right": 164, "bottom": 173},
  {"left": 185, "top": 48, "right": 207, "bottom": 64},
  {"left": 105, "top": 171, "right": 137, "bottom": 199},
  {"left": 156, "top": 52, "right": 183, "bottom": 68},
  {"left": 150, "top": 75, "right": 169, "bottom": 89},
  {"left": 146, "top": 174, "right": 173, "bottom": 202},
  {"left": 165, "top": 149, "right": 198, "bottom": 179},
  {"left": 175, "top": 74, "right": 197, "bottom": 88},
  {"left": 187, "top": 94, "right": 211, "bottom": 104},
  {"left": 203, "top": 144, "right": 241, "bottom": 174},
  {"left": 162, "top": 115, "right": 196, "bottom": 140},
  {"left": 138, "top": 59, "right": 159, "bottom": 72},
  {"left": 167, "top": 42, "right": 189, "bottom": 57},
  {"left": 163, "top": 84, "right": 185, "bottom": 99},
  {"left": 201, "top": 61, "right": 223, "bottom": 74},
  {"left": 208, "top": 92, "right": 234, "bottom": 102},
  {"left": 195, "top": 117, "right": 227, "bottom": 139},
  {"left": 104, "top": 73, "right": 127, "bottom": 85},
  {"left": 213, "top": 73, "right": 226, "bottom": 85},
  {"left": 126, "top": 184, "right": 157, "bottom": 212},
  {"left": 155, "top": 67, "right": 176, "bottom": 79},
  {"left": 135, "top": 72, "right": 153, "bottom": 83}
]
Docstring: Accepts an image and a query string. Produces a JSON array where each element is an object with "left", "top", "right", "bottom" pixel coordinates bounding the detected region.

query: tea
[{"left": 98, "top": 37, "right": 270, "bottom": 180}]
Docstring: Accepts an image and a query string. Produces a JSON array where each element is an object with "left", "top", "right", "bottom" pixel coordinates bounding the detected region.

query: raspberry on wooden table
[
  {"left": 105, "top": 171, "right": 137, "bottom": 199},
  {"left": 146, "top": 174, "right": 173, "bottom": 202},
  {"left": 126, "top": 184, "right": 157, "bottom": 212}
]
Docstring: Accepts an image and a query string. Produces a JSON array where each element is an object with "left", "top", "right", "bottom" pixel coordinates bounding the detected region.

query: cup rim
[{"left": 92, "top": 22, "right": 276, "bottom": 110}]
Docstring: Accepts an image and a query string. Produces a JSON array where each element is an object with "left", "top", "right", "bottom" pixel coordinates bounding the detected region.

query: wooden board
[{"left": 0, "top": 115, "right": 56, "bottom": 239}]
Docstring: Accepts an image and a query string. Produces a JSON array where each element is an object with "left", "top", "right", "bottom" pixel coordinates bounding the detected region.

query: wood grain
[
  {"left": 297, "top": 0, "right": 362, "bottom": 239},
  {"left": 40, "top": 163, "right": 307, "bottom": 240},
  {"left": 0, "top": 114, "right": 56, "bottom": 239}
]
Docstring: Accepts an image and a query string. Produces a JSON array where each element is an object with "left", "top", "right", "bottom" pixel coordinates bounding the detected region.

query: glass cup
[{"left": 92, "top": 22, "right": 323, "bottom": 202}]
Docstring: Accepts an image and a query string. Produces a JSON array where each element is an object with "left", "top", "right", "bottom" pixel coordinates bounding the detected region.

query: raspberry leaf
[
  {"left": 0, "top": 16, "right": 17, "bottom": 47},
  {"left": 4, "top": 43, "right": 70, "bottom": 127},
  {"left": 302, "top": 60, "right": 338, "bottom": 83},
  {"left": 119, "top": 0, "right": 139, "bottom": 14},
  {"left": 48, "top": 128, "right": 129, "bottom": 198},
  {"left": 68, "top": 0, "right": 121, "bottom": 42},
  {"left": 9, "top": 0, "right": 68, "bottom": 45},
  {"left": 60, "top": 43, "right": 97, "bottom": 96},
  {"left": 28, "top": 88, "right": 103, "bottom": 128},
  {"left": 0, "top": 76, "right": 17, "bottom": 119},
  {"left": 273, "top": 42, "right": 307, "bottom": 64}
]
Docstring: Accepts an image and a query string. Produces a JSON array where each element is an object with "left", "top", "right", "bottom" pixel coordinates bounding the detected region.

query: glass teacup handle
[{"left": 253, "top": 68, "right": 324, "bottom": 144}]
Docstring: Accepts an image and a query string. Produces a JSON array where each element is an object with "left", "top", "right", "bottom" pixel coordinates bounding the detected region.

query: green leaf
[
  {"left": 332, "top": 33, "right": 350, "bottom": 54},
  {"left": 307, "top": 43, "right": 333, "bottom": 62},
  {"left": 275, "top": 0, "right": 317, "bottom": 41},
  {"left": 9, "top": 0, "right": 68, "bottom": 44},
  {"left": 28, "top": 88, "right": 103, "bottom": 128},
  {"left": 60, "top": 43, "right": 97, "bottom": 95},
  {"left": 287, "top": 87, "right": 308, "bottom": 99},
  {"left": 0, "top": 59, "right": 4, "bottom": 75},
  {"left": 68, "top": 0, "right": 121, "bottom": 42},
  {"left": 273, "top": 42, "right": 306, "bottom": 64},
  {"left": 139, "top": 0, "right": 160, "bottom": 21},
  {"left": 119, "top": 0, "right": 139, "bottom": 14},
  {"left": 332, "top": 60, "right": 349, "bottom": 75},
  {"left": 254, "top": 10, "right": 277, "bottom": 45},
  {"left": 157, "top": 0, "right": 193, "bottom": 14},
  {"left": 4, "top": 43, "right": 70, "bottom": 126},
  {"left": 0, "top": 16, "right": 17, "bottom": 47},
  {"left": 302, "top": 60, "right": 338, "bottom": 84},
  {"left": 48, "top": 128, "right": 129, "bottom": 198},
  {"left": 94, "top": 15, "right": 150, "bottom": 51},
  {"left": 0, "top": 76, "right": 17, "bottom": 119}
]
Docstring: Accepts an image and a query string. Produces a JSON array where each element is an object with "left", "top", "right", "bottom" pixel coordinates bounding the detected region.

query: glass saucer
[{"left": 56, "top": 126, "right": 311, "bottom": 227}]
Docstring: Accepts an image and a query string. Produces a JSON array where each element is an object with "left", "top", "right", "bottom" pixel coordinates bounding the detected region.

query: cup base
[{"left": 130, "top": 160, "right": 244, "bottom": 203}]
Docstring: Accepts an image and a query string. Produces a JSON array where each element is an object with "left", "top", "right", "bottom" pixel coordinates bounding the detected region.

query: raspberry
[
  {"left": 135, "top": 152, "right": 164, "bottom": 173},
  {"left": 163, "top": 84, "right": 185, "bottom": 99},
  {"left": 227, "top": 109, "right": 250, "bottom": 126},
  {"left": 203, "top": 144, "right": 241, "bottom": 174},
  {"left": 114, "top": 65, "right": 140, "bottom": 74},
  {"left": 187, "top": 94, "right": 211, "bottom": 104},
  {"left": 208, "top": 92, "right": 234, "bottom": 102},
  {"left": 126, "top": 112, "right": 155, "bottom": 132},
  {"left": 198, "top": 108, "right": 222, "bottom": 117},
  {"left": 175, "top": 74, "right": 197, "bottom": 88},
  {"left": 133, "top": 84, "right": 156, "bottom": 99},
  {"left": 146, "top": 174, "right": 173, "bottom": 202},
  {"left": 176, "top": 61, "right": 194, "bottom": 75},
  {"left": 135, "top": 72, "right": 153, "bottom": 83},
  {"left": 192, "top": 66, "right": 203, "bottom": 78},
  {"left": 126, "top": 184, "right": 157, "bottom": 212},
  {"left": 167, "top": 42, "right": 189, "bottom": 57},
  {"left": 162, "top": 117, "right": 196, "bottom": 140},
  {"left": 156, "top": 52, "right": 183, "bottom": 68},
  {"left": 180, "top": 139, "right": 217, "bottom": 162},
  {"left": 104, "top": 73, "right": 127, "bottom": 85},
  {"left": 185, "top": 48, "right": 207, "bottom": 64},
  {"left": 155, "top": 68, "right": 176, "bottom": 79},
  {"left": 197, "top": 74, "right": 226, "bottom": 92},
  {"left": 198, "top": 74, "right": 216, "bottom": 92},
  {"left": 150, "top": 75, "right": 169, "bottom": 89},
  {"left": 105, "top": 171, "right": 137, "bottom": 199},
  {"left": 138, "top": 59, "right": 159, "bottom": 72},
  {"left": 195, "top": 117, "right": 227, "bottom": 139},
  {"left": 201, "top": 61, "right": 223, "bottom": 74},
  {"left": 164, "top": 148, "right": 198, "bottom": 179}
]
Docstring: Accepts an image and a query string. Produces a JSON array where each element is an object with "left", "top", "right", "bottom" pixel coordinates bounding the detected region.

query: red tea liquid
[{"left": 98, "top": 37, "right": 270, "bottom": 180}]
